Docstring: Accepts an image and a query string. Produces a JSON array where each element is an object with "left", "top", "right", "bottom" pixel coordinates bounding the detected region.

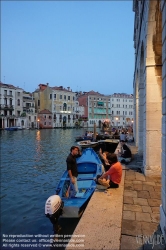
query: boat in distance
[
  {"left": 54, "top": 148, "right": 103, "bottom": 218},
  {"left": 5, "top": 126, "right": 23, "bottom": 131},
  {"left": 77, "top": 140, "right": 99, "bottom": 148}
]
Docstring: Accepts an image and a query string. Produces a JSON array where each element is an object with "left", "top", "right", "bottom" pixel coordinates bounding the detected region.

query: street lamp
[
  {"left": 115, "top": 117, "right": 118, "bottom": 127},
  {"left": 37, "top": 119, "right": 40, "bottom": 129}
]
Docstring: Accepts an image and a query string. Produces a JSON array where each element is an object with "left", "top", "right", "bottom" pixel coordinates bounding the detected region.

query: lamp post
[
  {"left": 37, "top": 119, "right": 40, "bottom": 129},
  {"left": 115, "top": 117, "right": 118, "bottom": 127},
  {"left": 131, "top": 120, "right": 134, "bottom": 127}
]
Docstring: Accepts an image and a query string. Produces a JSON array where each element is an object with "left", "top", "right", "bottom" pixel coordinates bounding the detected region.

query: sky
[{"left": 1, "top": 1, "right": 135, "bottom": 95}]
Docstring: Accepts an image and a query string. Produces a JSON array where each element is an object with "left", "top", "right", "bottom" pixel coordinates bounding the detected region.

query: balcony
[
  {"left": 0, "top": 104, "right": 14, "bottom": 110},
  {"left": 4, "top": 94, "right": 13, "bottom": 97}
]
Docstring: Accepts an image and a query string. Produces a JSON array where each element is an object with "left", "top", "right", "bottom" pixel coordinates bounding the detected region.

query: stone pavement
[
  {"left": 120, "top": 144, "right": 166, "bottom": 250},
  {"left": 65, "top": 143, "right": 166, "bottom": 250}
]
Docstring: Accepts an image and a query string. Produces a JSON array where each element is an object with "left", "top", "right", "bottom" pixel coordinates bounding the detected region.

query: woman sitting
[{"left": 96, "top": 153, "right": 122, "bottom": 189}]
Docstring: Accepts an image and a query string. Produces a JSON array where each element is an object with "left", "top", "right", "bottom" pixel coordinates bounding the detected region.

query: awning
[{"left": 97, "top": 102, "right": 104, "bottom": 105}]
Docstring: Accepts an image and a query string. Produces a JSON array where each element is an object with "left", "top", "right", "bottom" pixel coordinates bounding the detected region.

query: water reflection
[{"left": 1, "top": 128, "right": 91, "bottom": 238}]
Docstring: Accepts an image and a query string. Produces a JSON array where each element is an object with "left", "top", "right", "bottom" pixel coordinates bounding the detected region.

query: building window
[
  {"left": 64, "top": 95, "right": 66, "bottom": 100},
  {"left": 54, "top": 94, "right": 56, "bottom": 99},
  {"left": 17, "top": 92, "right": 20, "bottom": 96},
  {"left": 4, "top": 98, "right": 7, "bottom": 105},
  {"left": 63, "top": 103, "right": 67, "bottom": 111},
  {"left": 60, "top": 95, "right": 62, "bottom": 99},
  {"left": 50, "top": 94, "right": 52, "bottom": 99},
  {"left": 44, "top": 122, "right": 46, "bottom": 125},
  {"left": 38, "top": 100, "right": 40, "bottom": 106},
  {"left": 17, "top": 99, "right": 20, "bottom": 106},
  {"left": 68, "top": 96, "right": 70, "bottom": 100},
  {"left": 9, "top": 91, "right": 12, "bottom": 96}
]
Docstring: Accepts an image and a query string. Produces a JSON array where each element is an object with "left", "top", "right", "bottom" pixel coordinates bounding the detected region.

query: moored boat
[
  {"left": 75, "top": 136, "right": 93, "bottom": 142},
  {"left": 45, "top": 148, "right": 103, "bottom": 220},
  {"left": 77, "top": 140, "right": 99, "bottom": 148},
  {"left": 5, "top": 127, "right": 18, "bottom": 131}
]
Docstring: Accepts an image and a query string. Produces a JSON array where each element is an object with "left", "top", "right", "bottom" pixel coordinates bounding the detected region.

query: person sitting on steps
[
  {"left": 118, "top": 140, "right": 132, "bottom": 164},
  {"left": 96, "top": 153, "right": 122, "bottom": 189}
]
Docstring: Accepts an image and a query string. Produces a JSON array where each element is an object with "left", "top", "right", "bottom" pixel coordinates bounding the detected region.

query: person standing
[{"left": 66, "top": 146, "right": 81, "bottom": 194}]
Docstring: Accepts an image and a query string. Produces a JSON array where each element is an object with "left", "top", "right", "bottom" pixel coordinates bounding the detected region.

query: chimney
[{"left": 67, "top": 87, "right": 70, "bottom": 91}]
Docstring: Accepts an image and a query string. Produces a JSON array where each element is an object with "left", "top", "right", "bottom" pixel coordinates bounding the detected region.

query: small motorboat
[
  {"left": 75, "top": 135, "right": 93, "bottom": 142},
  {"left": 45, "top": 148, "right": 103, "bottom": 220},
  {"left": 5, "top": 127, "right": 18, "bottom": 131},
  {"left": 77, "top": 140, "right": 99, "bottom": 148},
  {"left": 98, "top": 139, "right": 119, "bottom": 153}
]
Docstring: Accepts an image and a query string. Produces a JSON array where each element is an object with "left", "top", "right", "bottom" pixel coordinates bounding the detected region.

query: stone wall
[
  {"left": 160, "top": 0, "right": 166, "bottom": 242},
  {"left": 133, "top": 0, "right": 166, "bottom": 241}
]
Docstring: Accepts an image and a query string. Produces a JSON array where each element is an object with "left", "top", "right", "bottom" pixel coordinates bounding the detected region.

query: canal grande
[{"left": 1, "top": 128, "right": 98, "bottom": 248}]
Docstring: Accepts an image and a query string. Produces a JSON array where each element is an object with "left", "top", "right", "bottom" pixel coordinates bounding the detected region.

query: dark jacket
[
  {"left": 121, "top": 144, "right": 132, "bottom": 158},
  {"left": 66, "top": 153, "right": 78, "bottom": 177}
]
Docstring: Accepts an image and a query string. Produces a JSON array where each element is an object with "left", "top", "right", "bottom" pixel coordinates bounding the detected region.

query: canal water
[{"left": 1, "top": 128, "right": 100, "bottom": 249}]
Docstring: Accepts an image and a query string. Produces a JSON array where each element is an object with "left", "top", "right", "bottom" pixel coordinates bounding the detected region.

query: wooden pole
[{"left": 93, "top": 122, "right": 96, "bottom": 141}]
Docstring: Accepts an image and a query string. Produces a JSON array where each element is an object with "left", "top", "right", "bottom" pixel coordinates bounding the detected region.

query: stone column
[
  {"left": 138, "top": 82, "right": 144, "bottom": 155},
  {"left": 144, "top": 65, "right": 162, "bottom": 175},
  {"left": 134, "top": 77, "right": 139, "bottom": 147},
  {"left": 160, "top": 0, "right": 166, "bottom": 242}
]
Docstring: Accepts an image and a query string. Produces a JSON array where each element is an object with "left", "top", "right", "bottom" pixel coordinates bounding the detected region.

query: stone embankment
[{"left": 66, "top": 143, "right": 166, "bottom": 250}]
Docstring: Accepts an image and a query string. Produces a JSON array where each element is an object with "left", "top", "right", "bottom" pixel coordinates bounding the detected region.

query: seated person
[
  {"left": 98, "top": 148, "right": 110, "bottom": 171},
  {"left": 126, "top": 133, "right": 134, "bottom": 142},
  {"left": 118, "top": 140, "right": 132, "bottom": 164},
  {"left": 96, "top": 153, "right": 122, "bottom": 189},
  {"left": 120, "top": 131, "right": 127, "bottom": 142}
]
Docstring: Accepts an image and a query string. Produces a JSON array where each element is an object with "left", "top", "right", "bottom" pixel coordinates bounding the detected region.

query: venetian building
[
  {"left": 110, "top": 93, "right": 134, "bottom": 128},
  {"left": 133, "top": 0, "right": 166, "bottom": 240},
  {"left": 33, "top": 83, "right": 77, "bottom": 128},
  {"left": 77, "top": 91, "right": 111, "bottom": 128}
]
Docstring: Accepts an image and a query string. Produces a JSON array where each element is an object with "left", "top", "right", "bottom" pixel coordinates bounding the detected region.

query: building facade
[
  {"left": 34, "top": 84, "right": 77, "bottom": 128},
  {"left": 78, "top": 91, "right": 111, "bottom": 128},
  {"left": 0, "top": 82, "right": 17, "bottom": 128},
  {"left": 133, "top": 0, "right": 166, "bottom": 240},
  {"left": 0, "top": 82, "right": 38, "bottom": 129},
  {"left": 38, "top": 109, "right": 53, "bottom": 129},
  {"left": 110, "top": 93, "right": 134, "bottom": 128}
]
